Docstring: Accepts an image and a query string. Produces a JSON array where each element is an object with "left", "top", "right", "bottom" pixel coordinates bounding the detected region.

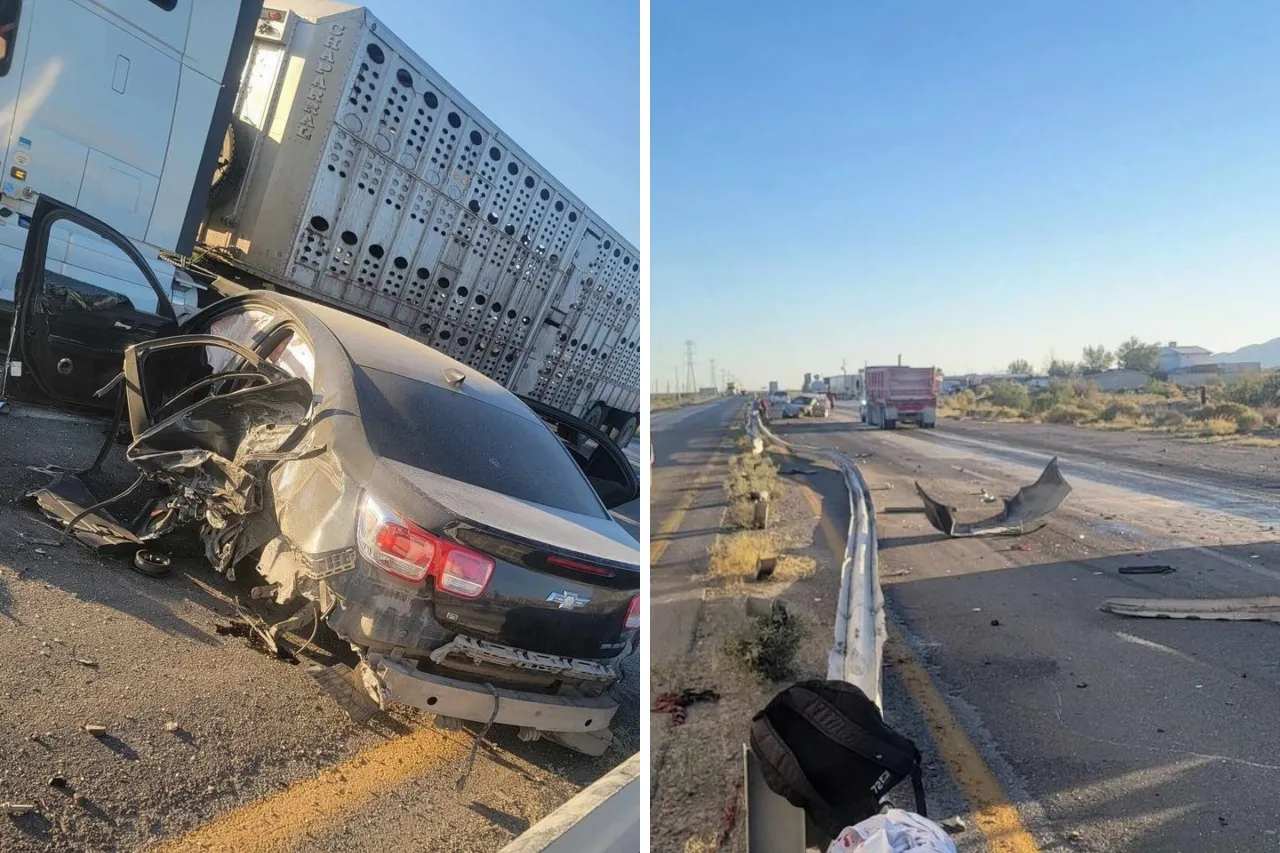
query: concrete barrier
[{"left": 498, "top": 752, "right": 639, "bottom": 853}]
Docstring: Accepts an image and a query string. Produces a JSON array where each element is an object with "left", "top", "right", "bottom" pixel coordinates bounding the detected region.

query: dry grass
[
  {"left": 684, "top": 836, "right": 718, "bottom": 853},
  {"left": 709, "top": 530, "right": 777, "bottom": 580},
  {"left": 1194, "top": 417, "right": 1239, "bottom": 437}
]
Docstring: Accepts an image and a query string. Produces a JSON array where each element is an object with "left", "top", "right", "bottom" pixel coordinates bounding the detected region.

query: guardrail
[
  {"left": 744, "top": 411, "right": 886, "bottom": 852},
  {"left": 499, "top": 752, "right": 639, "bottom": 853},
  {"left": 752, "top": 412, "right": 885, "bottom": 707}
]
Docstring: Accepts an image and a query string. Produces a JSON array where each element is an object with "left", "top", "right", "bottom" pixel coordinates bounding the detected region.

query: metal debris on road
[
  {"left": 916, "top": 457, "right": 1072, "bottom": 538},
  {"left": 940, "top": 816, "right": 967, "bottom": 834},
  {"left": 1100, "top": 596, "right": 1280, "bottom": 622},
  {"left": 652, "top": 688, "right": 721, "bottom": 726},
  {"left": 1118, "top": 565, "right": 1175, "bottom": 575},
  {"left": 83, "top": 724, "right": 107, "bottom": 735},
  {"left": 48, "top": 775, "right": 68, "bottom": 789},
  {"left": 164, "top": 721, "right": 180, "bottom": 733},
  {"left": 76, "top": 658, "right": 99, "bottom": 668},
  {"left": 1, "top": 802, "right": 36, "bottom": 816}
]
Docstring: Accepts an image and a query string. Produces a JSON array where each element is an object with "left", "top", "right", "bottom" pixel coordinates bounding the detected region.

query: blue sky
[
  {"left": 365, "top": 1, "right": 639, "bottom": 245},
  {"left": 652, "top": 0, "right": 1280, "bottom": 388}
]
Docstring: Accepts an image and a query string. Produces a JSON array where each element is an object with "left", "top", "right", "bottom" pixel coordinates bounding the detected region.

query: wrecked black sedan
[{"left": 4, "top": 198, "right": 640, "bottom": 755}]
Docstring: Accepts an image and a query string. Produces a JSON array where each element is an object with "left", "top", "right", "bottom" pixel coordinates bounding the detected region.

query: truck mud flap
[{"left": 915, "top": 456, "right": 1071, "bottom": 538}]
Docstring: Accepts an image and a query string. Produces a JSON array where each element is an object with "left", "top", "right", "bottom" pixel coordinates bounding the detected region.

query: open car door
[
  {"left": 520, "top": 395, "right": 641, "bottom": 510},
  {"left": 8, "top": 197, "right": 178, "bottom": 409}
]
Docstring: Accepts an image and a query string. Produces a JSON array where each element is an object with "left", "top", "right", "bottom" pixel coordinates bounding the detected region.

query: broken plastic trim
[
  {"left": 915, "top": 456, "right": 1072, "bottom": 538},
  {"left": 1100, "top": 596, "right": 1280, "bottom": 622}
]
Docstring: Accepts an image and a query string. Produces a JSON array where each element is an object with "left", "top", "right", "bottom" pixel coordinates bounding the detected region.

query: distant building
[
  {"left": 1167, "top": 362, "right": 1263, "bottom": 387},
  {"left": 1157, "top": 342, "right": 1214, "bottom": 374},
  {"left": 1089, "top": 369, "right": 1152, "bottom": 393}
]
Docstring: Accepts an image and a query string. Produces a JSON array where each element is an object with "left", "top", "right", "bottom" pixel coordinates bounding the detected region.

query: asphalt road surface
[
  {"left": 0, "top": 405, "right": 639, "bottom": 853},
  {"left": 770, "top": 405, "right": 1280, "bottom": 853}
]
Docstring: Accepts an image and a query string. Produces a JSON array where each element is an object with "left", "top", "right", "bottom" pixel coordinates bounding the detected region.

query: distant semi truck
[
  {"left": 826, "top": 374, "right": 863, "bottom": 399},
  {"left": 863, "top": 366, "right": 939, "bottom": 429},
  {"left": 768, "top": 380, "right": 779, "bottom": 396}
]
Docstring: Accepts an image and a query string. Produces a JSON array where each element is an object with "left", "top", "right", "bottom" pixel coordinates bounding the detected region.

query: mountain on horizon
[{"left": 1214, "top": 337, "right": 1280, "bottom": 368}]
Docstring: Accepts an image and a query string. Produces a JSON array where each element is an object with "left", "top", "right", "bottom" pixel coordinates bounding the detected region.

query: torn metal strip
[
  {"left": 915, "top": 456, "right": 1071, "bottom": 538},
  {"left": 1100, "top": 596, "right": 1280, "bottom": 622}
]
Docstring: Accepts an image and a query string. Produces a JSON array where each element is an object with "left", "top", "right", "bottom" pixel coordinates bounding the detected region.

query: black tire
[
  {"left": 614, "top": 414, "right": 638, "bottom": 448},
  {"left": 583, "top": 403, "right": 608, "bottom": 430}
]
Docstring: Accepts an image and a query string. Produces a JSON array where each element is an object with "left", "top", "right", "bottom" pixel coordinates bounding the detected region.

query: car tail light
[
  {"left": 624, "top": 594, "right": 640, "bottom": 630},
  {"left": 358, "top": 494, "right": 494, "bottom": 598}
]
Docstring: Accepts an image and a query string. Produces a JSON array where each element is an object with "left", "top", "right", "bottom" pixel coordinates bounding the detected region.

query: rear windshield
[{"left": 354, "top": 367, "right": 607, "bottom": 518}]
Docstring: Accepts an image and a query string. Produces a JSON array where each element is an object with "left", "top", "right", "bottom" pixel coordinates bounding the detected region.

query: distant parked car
[{"left": 783, "top": 395, "right": 823, "bottom": 418}]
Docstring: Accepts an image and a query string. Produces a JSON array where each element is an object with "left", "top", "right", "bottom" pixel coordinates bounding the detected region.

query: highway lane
[{"left": 771, "top": 406, "right": 1280, "bottom": 853}]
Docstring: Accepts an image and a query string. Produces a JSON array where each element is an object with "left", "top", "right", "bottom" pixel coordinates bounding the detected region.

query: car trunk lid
[{"left": 371, "top": 459, "right": 639, "bottom": 660}]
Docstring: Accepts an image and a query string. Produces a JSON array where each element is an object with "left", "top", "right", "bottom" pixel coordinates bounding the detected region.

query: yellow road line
[
  {"left": 807, "top": 476, "right": 1042, "bottom": 853},
  {"left": 152, "top": 727, "right": 469, "bottom": 853},
  {"left": 649, "top": 436, "right": 734, "bottom": 564}
]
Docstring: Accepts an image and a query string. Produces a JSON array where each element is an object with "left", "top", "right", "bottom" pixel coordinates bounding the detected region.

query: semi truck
[
  {"left": 862, "top": 365, "right": 939, "bottom": 429},
  {"left": 0, "top": 0, "right": 640, "bottom": 447},
  {"left": 826, "top": 373, "right": 863, "bottom": 400}
]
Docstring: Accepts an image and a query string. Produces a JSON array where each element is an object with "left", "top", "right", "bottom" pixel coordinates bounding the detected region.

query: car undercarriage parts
[{"left": 915, "top": 456, "right": 1072, "bottom": 538}]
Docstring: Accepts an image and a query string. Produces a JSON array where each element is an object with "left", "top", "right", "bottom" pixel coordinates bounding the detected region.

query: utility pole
[
  {"left": 709, "top": 358, "right": 717, "bottom": 392},
  {"left": 674, "top": 367, "right": 681, "bottom": 399},
  {"left": 684, "top": 340, "right": 697, "bottom": 397}
]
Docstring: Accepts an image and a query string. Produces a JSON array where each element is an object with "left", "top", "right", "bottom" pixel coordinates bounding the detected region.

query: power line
[{"left": 684, "top": 340, "right": 697, "bottom": 395}]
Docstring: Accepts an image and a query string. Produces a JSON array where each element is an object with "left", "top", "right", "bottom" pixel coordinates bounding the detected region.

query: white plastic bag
[{"left": 826, "top": 809, "right": 957, "bottom": 853}]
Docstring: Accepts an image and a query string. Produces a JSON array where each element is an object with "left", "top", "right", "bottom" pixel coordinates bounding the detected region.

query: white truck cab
[{"left": 0, "top": 0, "right": 260, "bottom": 318}]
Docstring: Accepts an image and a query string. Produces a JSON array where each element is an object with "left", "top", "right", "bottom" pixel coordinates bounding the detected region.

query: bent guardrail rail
[
  {"left": 745, "top": 411, "right": 885, "bottom": 852},
  {"left": 499, "top": 752, "right": 639, "bottom": 853},
  {"left": 753, "top": 412, "right": 884, "bottom": 707}
]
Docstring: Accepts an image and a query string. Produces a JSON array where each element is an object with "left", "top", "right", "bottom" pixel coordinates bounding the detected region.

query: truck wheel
[
  {"left": 583, "top": 403, "right": 608, "bottom": 431},
  {"left": 884, "top": 419, "right": 897, "bottom": 430},
  {"left": 614, "top": 414, "right": 639, "bottom": 448}
]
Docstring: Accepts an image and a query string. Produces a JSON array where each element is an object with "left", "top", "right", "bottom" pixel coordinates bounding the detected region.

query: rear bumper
[{"left": 367, "top": 655, "right": 618, "bottom": 734}]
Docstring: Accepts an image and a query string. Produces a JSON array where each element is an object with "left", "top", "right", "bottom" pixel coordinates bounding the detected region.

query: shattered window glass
[
  {"left": 207, "top": 309, "right": 276, "bottom": 373},
  {"left": 265, "top": 332, "right": 315, "bottom": 385}
]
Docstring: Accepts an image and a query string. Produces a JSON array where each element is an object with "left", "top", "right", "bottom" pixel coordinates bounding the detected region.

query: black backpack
[{"left": 749, "top": 680, "right": 927, "bottom": 839}]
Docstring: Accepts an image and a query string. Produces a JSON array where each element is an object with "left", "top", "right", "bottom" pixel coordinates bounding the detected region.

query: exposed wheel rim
[{"left": 584, "top": 405, "right": 607, "bottom": 428}]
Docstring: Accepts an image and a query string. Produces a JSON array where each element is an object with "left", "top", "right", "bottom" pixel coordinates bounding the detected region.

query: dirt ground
[
  {"left": 649, "top": 448, "right": 846, "bottom": 853},
  {"left": 944, "top": 419, "right": 1280, "bottom": 493}
]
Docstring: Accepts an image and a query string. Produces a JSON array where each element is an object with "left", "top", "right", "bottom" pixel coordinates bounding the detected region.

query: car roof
[{"left": 267, "top": 294, "right": 537, "bottom": 422}]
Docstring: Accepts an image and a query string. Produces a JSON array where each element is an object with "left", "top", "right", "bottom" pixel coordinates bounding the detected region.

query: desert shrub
[
  {"left": 1196, "top": 418, "right": 1239, "bottom": 437},
  {"left": 1191, "top": 402, "right": 1250, "bottom": 422},
  {"left": 1226, "top": 373, "right": 1280, "bottom": 408},
  {"left": 724, "top": 605, "right": 808, "bottom": 681},
  {"left": 1100, "top": 400, "right": 1142, "bottom": 422},
  {"left": 1150, "top": 410, "right": 1187, "bottom": 429},
  {"left": 1259, "top": 406, "right": 1280, "bottom": 427},
  {"left": 1142, "top": 380, "right": 1182, "bottom": 399},
  {"left": 1043, "top": 404, "right": 1092, "bottom": 425},
  {"left": 986, "top": 381, "right": 1030, "bottom": 412},
  {"left": 1072, "top": 379, "right": 1103, "bottom": 401},
  {"left": 1236, "top": 410, "right": 1265, "bottom": 433}
]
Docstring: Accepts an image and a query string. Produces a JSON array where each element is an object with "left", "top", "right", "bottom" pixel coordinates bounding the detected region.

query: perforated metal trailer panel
[{"left": 203, "top": 1, "right": 639, "bottom": 421}]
